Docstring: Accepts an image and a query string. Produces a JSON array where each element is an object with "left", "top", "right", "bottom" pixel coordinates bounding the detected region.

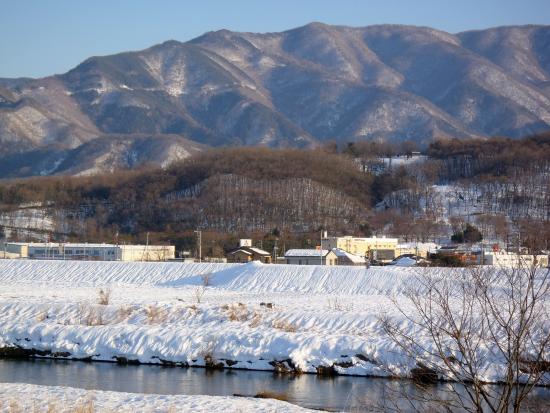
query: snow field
[{"left": 0, "top": 383, "right": 313, "bottom": 412}]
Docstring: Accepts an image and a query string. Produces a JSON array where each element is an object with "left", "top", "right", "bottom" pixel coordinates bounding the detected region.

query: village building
[
  {"left": 396, "top": 242, "right": 438, "bottom": 259},
  {"left": 284, "top": 249, "right": 337, "bottom": 265},
  {"left": 332, "top": 248, "right": 367, "bottom": 266},
  {"left": 283, "top": 248, "right": 365, "bottom": 266},
  {"left": 482, "top": 251, "right": 549, "bottom": 268},
  {"left": 322, "top": 235, "right": 398, "bottom": 263},
  {"left": 1, "top": 242, "right": 175, "bottom": 261},
  {"left": 225, "top": 239, "right": 272, "bottom": 264},
  {"left": 226, "top": 246, "right": 272, "bottom": 263}
]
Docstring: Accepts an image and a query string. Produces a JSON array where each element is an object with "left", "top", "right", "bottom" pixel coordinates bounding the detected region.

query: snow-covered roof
[
  {"left": 397, "top": 242, "right": 438, "bottom": 250},
  {"left": 248, "top": 247, "right": 270, "bottom": 255},
  {"left": 4, "top": 242, "right": 170, "bottom": 249},
  {"left": 285, "top": 249, "right": 329, "bottom": 257},
  {"left": 332, "top": 248, "right": 366, "bottom": 264},
  {"left": 390, "top": 256, "right": 417, "bottom": 267},
  {"left": 229, "top": 246, "right": 270, "bottom": 256},
  {"left": 228, "top": 249, "right": 252, "bottom": 255}
]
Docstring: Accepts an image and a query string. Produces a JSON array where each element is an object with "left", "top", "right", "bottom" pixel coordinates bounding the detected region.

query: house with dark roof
[{"left": 226, "top": 246, "right": 272, "bottom": 264}]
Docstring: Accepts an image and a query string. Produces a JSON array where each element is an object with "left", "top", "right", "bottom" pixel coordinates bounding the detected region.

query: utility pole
[
  {"left": 194, "top": 230, "right": 202, "bottom": 263},
  {"left": 320, "top": 230, "right": 323, "bottom": 266},
  {"left": 320, "top": 230, "right": 327, "bottom": 266},
  {"left": 142, "top": 232, "right": 150, "bottom": 262},
  {"left": 272, "top": 239, "right": 278, "bottom": 264}
]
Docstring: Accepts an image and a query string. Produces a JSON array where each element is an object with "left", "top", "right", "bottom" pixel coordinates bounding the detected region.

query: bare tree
[
  {"left": 381, "top": 261, "right": 550, "bottom": 412},
  {"left": 200, "top": 272, "right": 212, "bottom": 287},
  {"left": 194, "top": 285, "right": 206, "bottom": 304}
]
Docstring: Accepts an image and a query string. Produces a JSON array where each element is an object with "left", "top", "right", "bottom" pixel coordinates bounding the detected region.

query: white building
[
  {"left": 284, "top": 248, "right": 366, "bottom": 266},
  {"left": 284, "top": 249, "right": 337, "bottom": 265},
  {"left": 483, "top": 252, "right": 549, "bottom": 268},
  {"left": 2, "top": 242, "right": 175, "bottom": 262}
]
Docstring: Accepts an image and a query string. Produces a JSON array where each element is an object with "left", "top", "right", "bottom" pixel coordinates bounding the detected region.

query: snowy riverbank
[
  {"left": 0, "top": 260, "right": 548, "bottom": 383},
  {"left": 0, "top": 382, "right": 313, "bottom": 412}
]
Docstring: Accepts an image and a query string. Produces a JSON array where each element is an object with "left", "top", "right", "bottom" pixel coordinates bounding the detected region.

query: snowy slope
[
  {"left": 0, "top": 259, "right": 423, "bottom": 295},
  {"left": 0, "top": 260, "right": 548, "bottom": 384},
  {"left": 0, "top": 260, "right": 235, "bottom": 285}
]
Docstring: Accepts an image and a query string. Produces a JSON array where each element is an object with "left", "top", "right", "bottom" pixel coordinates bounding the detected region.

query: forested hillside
[
  {"left": 0, "top": 148, "right": 373, "bottom": 252},
  {"left": 1, "top": 134, "right": 549, "bottom": 254}
]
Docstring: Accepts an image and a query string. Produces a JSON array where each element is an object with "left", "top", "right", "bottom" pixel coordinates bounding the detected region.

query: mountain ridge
[{"left": 1, "top": 22, "right": 550, "bottom": 178}]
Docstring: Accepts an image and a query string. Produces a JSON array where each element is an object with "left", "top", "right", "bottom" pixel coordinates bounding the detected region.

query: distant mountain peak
[{"left": 1, "top": 23, "right": 550, "bottom": 178}]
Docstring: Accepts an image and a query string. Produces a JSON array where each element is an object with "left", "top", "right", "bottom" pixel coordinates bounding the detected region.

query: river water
[{"left": 1, "top": 359, "right": 550, "bottom": 412}]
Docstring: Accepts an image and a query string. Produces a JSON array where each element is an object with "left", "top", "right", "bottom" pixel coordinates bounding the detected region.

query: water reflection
[{"left": 1, "top": 359, "right": 549, "bottom": 412}]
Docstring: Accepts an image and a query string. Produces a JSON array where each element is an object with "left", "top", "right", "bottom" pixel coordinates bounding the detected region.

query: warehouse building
[
  {"left": 322, "top": 235, "right": 398, "bottom": 263},
  {"left": 1, "top": 242, "right": 175, "bottom": 261}
]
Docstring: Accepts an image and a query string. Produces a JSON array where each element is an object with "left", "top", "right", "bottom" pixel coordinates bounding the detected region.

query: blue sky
[{"left": 1, "top": 0, "right": 549, "bottom": 78}]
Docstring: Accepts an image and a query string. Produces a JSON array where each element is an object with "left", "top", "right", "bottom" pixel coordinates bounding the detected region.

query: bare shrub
[
  {"left": 272, "top": 319, "right": 298, "bottom": 333},
  {"left": 327, "top": 297, "right": 354, "bottom": 311},
  {"left": 116, "top": 305, "right": 133, "bottom": 322},
  {"left": 327, "top": 297, "right": 343, "bottom": 311},
  {"left": 226, "top": 303, "right": 248, "bottom": 322},
  {"left": 76, "top": 303, "right": 106, "bottom": 326},
  {"left": 198, "top": 336, "right": 222, "bottom": 368},
  {"left": 249, "top": 311, "right": 262, "bottom": 328},
  {"left": 145, "top": 304, "right": 167, "bottom": 324},
  {"left": 194, "top": 286, "right": 206, "bottom": 303},
  {"left": 381, "top": 263, "right": 550, "bottom": 412},
  {"left": 97, "top": 288, "right": 111, "bottom": 305}
]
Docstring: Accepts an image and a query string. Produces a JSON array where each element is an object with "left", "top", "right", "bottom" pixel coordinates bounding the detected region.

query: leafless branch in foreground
[{"left": 379, "top": 260, "right": 550, "bottom": 413}]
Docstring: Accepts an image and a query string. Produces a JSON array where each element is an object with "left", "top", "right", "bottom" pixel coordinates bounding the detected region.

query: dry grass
[
  {"left": 254, "top": 390, "right": 290, "bottom": 401},
  {"left": 73, "top": 397, "right": 94, "bottom": 413},
  {"left": 97, "top": 288, "right": 111, "bottom": 306},
  {"left": 36, "top": 311, "right": 48, "bottom": 323},
  {"left": 327, "top": 297, "right": 354, "bottom": 311},
  {"left": 271, "top": 319, "right": 298, "bottom": 333},
  {"left": 249, "top": 311, "right": 262, "bottom": 328},
  {"left": 145, "top": 304, "right": 167, "bottom": 324},
  {"left": 77, "top": 303, "right": 106, "bottom": 326},
  {"left": 116, "top": 305, "right": 133, "bottom": 323},
  {"left": 7, "top": 400, "right": 22, "bottom": 413},
  {"left": 46, "top": 401, "right": 57, "bottom": 413},
  {"left": 226, "top": 303, "right": 248, "bottom": 322},
  {"left": 3, "top": 398, "right": 95, "bottom": 413},
  {"left": 327, "top": 297, "right": 343, "bottom": 311}
]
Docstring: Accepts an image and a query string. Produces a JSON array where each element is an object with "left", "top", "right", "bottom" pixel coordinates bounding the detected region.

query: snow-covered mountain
[{"left": 1, "top": 23, "right": 550, "bottom": 177}]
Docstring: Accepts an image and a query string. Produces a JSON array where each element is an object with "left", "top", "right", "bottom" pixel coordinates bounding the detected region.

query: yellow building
[
  {"left": 396, "top": 242, "right": 438, "bottom": 259},
  {"left": 322, "top": 236, "right": 398, "bottom": 263}
]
